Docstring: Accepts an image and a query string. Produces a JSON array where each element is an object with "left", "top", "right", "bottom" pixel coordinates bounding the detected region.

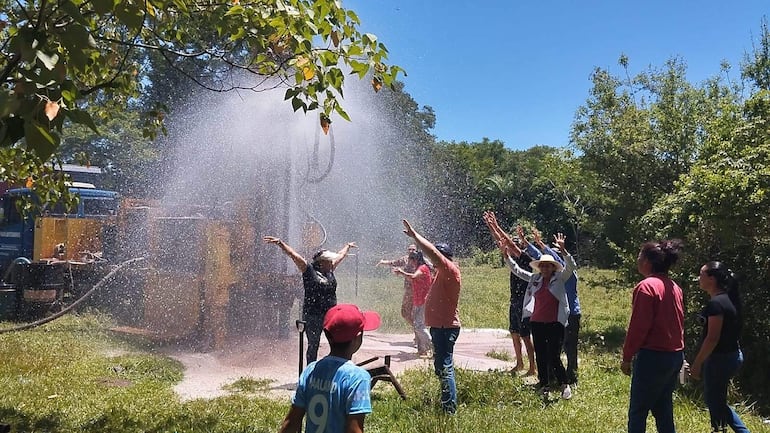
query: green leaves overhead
[{"left": 0, "top": 0, "right": 403, "bottom": 196}]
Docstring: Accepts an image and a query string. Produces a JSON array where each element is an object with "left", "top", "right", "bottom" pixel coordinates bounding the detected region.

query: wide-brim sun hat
[{"left": 530, "top": 254, "right": 564, "bottom": 273}]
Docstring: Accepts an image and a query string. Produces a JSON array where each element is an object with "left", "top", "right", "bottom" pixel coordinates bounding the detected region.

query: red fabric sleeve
[{"left": 622, "top": 281, "right": 655, "bottom": 362}]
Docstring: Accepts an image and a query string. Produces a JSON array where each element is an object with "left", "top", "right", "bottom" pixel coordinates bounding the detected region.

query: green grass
[
  {"left": 0, "top": 266, "right": 768, "bottom": 432},
  {"left": 223, "top": 377, "right": 276, "bottom": 394}
]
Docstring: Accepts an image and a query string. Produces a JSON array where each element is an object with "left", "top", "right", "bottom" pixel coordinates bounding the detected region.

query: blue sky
[{"left": 346, "top": 1, "right": 769, "bottom": 150}]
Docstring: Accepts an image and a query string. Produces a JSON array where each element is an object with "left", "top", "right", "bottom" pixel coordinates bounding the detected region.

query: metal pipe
[{"left": 296, "top": 319, "right": 306, "bottom": 377}]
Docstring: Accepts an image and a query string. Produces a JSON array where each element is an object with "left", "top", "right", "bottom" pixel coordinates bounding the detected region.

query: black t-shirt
[
  {"left": 699, "top": 292, "right": 741, "bottom": 353},
  {"left": 509, "top": 254, "right": 532, "bottom": 302},
  {"left": 302, "top": 263, "right": 337, "bottom": 315}
]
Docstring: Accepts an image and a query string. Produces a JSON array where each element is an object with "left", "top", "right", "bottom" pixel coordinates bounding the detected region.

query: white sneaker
[{"left": 561, "top": 384, "right": 572, "bottom": 400}]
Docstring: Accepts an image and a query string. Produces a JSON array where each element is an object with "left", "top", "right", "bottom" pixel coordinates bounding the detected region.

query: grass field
[{"left": 0, "top": 264, "right": 767, "bottom": 432}]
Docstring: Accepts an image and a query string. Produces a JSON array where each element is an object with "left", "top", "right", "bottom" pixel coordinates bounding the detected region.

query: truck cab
[{"left": 0, "top": 186, "right": 119, "bottom": 276}]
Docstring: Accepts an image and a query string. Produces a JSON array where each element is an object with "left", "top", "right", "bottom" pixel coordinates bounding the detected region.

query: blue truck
[{"left": 0, "top": 182, "right": 119, "bottom": 321}]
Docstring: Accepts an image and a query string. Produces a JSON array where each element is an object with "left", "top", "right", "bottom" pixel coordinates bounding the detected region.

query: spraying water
[{"left": 114, "top": 78, "right": 427, "bottom": 348}]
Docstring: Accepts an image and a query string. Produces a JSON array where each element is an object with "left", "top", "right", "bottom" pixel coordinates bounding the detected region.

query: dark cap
[{"left": 435, "top": 242, "right": 453, "bottom": 258}]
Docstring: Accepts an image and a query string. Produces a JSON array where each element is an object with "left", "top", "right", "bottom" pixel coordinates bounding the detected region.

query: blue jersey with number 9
[{"left": 293, "top": 356, "right": 372, "bottom": 433}]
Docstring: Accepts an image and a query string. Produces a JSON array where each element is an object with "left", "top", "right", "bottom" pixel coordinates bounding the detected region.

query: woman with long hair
[
  {"left": 394, "top": 250, "right": 433, "bottom": 357},
  {"left": 621, "top": 239, "right": 685, "bottom": 433},
  {"left": 689, "top": 261, "right": 750, "bottom": 433}
]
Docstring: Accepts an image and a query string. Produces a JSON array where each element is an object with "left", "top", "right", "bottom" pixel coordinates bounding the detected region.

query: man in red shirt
[{"left": 402, "top": 219, "right": 461, "bottom": 414}]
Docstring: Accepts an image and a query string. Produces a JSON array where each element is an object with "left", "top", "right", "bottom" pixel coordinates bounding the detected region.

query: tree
[
  {"left": 0, "top": 0, "right": 403, "bottom": 197},
  {"left": 571, "top": 57, "right": 716, "bottom": 263},
  {"left": 639, "top": 21, "right": 770, "bottom": 409}
]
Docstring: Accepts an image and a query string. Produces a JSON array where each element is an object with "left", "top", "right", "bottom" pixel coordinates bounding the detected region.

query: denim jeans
[
  {"left": 628, "top": 349, "right": 683, "bottom": 433},
  {"left": 430, "top": 327, "right": 460, "bottom": 413},
  {"left": 703, "top": 350, "right": 750, "bottom": 432}
]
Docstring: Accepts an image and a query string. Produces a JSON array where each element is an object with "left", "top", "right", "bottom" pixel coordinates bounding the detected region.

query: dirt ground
[{"left": 167, "top": 328, "right": 521, "bottom": 401}]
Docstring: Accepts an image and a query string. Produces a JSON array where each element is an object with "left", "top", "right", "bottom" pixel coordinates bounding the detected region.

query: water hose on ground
[{"left": 0, "top": 257, "right": 146, "bottom": 334}]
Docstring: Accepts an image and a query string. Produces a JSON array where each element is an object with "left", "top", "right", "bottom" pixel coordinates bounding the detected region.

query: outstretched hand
[
  {"left": 345, "top": 242, "right": 358, "bottom": 249},
  {"left": 532, "top": 227, "right": 543, "bottom": 247},
  {"left": 263, "top": 236, "right": 281, "bottom": 245},
  {"left": 554, "top": 233, "right": 566, "bottom": 251},
  {"left": 483, "top": 210, "right": 498, "bottom": 236},
  {"left": 516, "top": 225, "right": 526, "bottom": 242},
  {"left": 402, "top": 219, "right": 416, "bottom": 238}
]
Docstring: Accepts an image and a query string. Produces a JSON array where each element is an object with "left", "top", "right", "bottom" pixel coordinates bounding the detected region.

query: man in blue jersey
[{"left": 278, "top": 304, "right": 381, "bottom": 433}]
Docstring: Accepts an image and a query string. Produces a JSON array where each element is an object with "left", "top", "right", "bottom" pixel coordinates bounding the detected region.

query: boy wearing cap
[{"left": 278, "top": 304, "right": 381, "bottom": 433}]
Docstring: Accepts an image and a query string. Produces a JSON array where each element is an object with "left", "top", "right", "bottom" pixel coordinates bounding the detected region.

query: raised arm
[
  {"left": 394, "top": 266, "right": 425, "bottom": 280},
  {"left": 553, "top": 233, "right": 576, "bottom": 282},
  {"left": 531, "top": 227, "right": 547, "bottom": 251},
  {"left": 504, "top": 246, "right": 532, "bottom": 282},
  {"left": 263, "top": 236, "right": 307, "bottom": 273},
  {"left": 484, "top": 211, "right": 521, "bottom": 253},
  {"left": 517, "top": 225, "right": 544, "bottom": 260},
  {"left": 402, "top": 219, "right": 446, "bottom": 268},
  {"left": 483, "top": 211, "right": 504, "bottom": 244},
  {"left": 376, "top": 256, "right": 406, "bottom": 267},
  {"left": 332, "top": 242, "right": 357, "bottom": 270}
]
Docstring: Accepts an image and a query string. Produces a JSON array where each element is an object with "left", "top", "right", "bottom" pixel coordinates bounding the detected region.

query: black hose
[
  {"left": 305, "top": 124, "right": 335, "bottom": 184},
  {"left": 2, "top": 257, "right": 31, "bottom": 283},
  {"left": 296, "top": 124, "right": 334, "bottom": 249},
  {"left": 0, "top": 257, "right": 146, "bottom": 334}
]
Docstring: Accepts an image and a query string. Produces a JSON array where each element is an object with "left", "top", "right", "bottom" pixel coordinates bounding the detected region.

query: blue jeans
[
  {"left": 628, "top": 349, "right": 683, "bottom": 433},
  {"left": 703, "top": 350, "right": 750, "bottom": 432},
  {"left": 430, "top": 327, "right": 460, "bottom": 413}
]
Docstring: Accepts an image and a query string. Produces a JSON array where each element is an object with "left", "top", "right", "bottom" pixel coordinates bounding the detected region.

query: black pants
[
  {"left": 564, "top": 314, "right": 580, "bottom": 384},
  {"left": 530, "top": 321, "right": 568, "bottom": 388}
]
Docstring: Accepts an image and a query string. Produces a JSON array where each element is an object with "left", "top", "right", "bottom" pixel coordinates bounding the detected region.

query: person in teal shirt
[{"left": 278, "top": 304, "right": 381, "bottom": 433}]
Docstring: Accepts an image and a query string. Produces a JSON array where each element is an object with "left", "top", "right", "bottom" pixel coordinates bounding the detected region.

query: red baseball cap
[{"left": 323, "top": 304, "right": 381, "bottom": 343}]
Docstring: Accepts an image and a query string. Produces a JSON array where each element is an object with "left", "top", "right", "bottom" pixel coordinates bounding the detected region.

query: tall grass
[{"left": 0, "top": 266, "right": 767, "bottom": 432}]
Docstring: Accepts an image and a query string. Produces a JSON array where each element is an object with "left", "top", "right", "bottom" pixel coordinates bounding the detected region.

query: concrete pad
[{"left": 168, "top": 328, "right": 519, "bottom": 400}]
